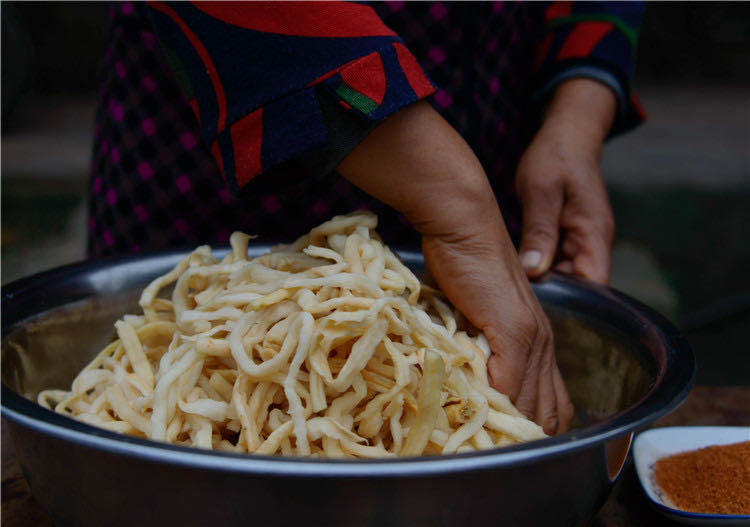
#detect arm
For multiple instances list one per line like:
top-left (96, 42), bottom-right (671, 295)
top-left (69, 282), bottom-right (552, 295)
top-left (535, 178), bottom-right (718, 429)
top-left (533, 1), bottom-right (647, 135)
top-left (518, 2), bottom-right (646, 284)
top-left (518, 78), bottom-right (616, 284)
top-left (148, 3), bottom-right (574, 433)
top-left (339, 101), bottom-right (574, 434)
top-left (144, 2), bottom-right (435, 193)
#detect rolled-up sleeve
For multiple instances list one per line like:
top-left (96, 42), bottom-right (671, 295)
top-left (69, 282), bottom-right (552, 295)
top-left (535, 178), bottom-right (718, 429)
top-left (145, 1), bottom-right (436, 193)
top-left (532, 1), bottom-right (647, 135)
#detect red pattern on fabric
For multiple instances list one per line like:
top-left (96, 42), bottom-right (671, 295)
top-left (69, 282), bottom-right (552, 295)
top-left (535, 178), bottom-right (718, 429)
top-left (90, 2), bottom-right (643, 259)
top-left (533, 33), bottom-right (553, 72)
top-left (230, 107), bottom-right (263, 187)
top-left (392, 42), bottom-right (435, 99)
top-left (307, 53), bottom-right (373, 87)
top-left (192, 2), bottom-right (396, 38)
top-left (557, 21), bottom-right (613, 60)
top-left (148, 1), bottom-right (227, 133)
top-left (545, 1), bottom-right (573, 21)
top-left (340, 52), bottom-right (386, 105)
top-left (210, 140), bottom-right (225, 180)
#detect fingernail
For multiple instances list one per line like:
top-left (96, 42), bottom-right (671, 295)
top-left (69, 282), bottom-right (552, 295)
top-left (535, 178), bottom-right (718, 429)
top-left (520, 250), bottom-right (542, 270)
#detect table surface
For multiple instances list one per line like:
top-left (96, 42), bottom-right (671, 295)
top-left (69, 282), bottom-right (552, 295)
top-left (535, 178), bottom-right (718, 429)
top-left (3, 386), bottom-right (749, 527)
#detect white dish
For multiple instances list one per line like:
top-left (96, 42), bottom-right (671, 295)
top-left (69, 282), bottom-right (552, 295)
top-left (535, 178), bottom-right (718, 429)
top-left (633, 426), bottom-right (750, 526)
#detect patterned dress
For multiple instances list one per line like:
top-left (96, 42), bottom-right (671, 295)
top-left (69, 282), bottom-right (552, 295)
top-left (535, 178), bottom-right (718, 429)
top-left (89, 1), bottom-right (644, 257)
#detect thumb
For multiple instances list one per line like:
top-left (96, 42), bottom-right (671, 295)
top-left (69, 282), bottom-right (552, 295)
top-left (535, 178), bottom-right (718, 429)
top-left (518, 183), bottom-right (563, 278)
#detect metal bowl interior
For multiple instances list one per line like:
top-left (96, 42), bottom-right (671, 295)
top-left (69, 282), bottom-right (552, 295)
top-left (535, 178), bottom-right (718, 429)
top-left (1, 247), bottom-right (695, 476)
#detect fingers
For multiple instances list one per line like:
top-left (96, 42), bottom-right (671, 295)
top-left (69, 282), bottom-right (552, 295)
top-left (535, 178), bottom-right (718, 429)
top-left (513, 340), bottom-right (542, 419)
top-left (487, 339), bottom-right (526, 404)
top-left (571, 229), bottom-right (611, 284)
top-left (534, 341), bottom-right (559, 434)
top-left (552, 365), bottom-right (574, 433)
top-left (486, 313), bottom-right (573, 435)
top-left (417, 194), bottom-right (570, 435)
top-left (557, 196), bottom-right (614, 284)
top-left (526, 196), bottom-right (613, 284)
top-left (555, 233), bottom-right (609, 284)
top-left (517, 178), bottom-right (564, 279)
top-left (486, 314), bottom-right (567, 435)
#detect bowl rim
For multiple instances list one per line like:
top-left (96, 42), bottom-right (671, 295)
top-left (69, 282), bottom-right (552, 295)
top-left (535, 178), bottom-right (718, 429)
top-left (1, 248), bottom-right (696, 478)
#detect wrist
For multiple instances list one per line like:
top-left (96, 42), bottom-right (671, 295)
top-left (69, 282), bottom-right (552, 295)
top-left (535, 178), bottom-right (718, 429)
top-left (542, 78), bottom-right (617, 151)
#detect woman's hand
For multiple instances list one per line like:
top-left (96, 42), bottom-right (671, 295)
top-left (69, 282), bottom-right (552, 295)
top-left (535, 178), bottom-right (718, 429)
top-left (338, 101), bottom-right (573, 434)
top-left (516, 78), bottom-right (617, 285)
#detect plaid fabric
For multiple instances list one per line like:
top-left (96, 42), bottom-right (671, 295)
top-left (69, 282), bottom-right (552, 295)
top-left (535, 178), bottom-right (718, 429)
top-left (89, 2), bottom-right (640, 258)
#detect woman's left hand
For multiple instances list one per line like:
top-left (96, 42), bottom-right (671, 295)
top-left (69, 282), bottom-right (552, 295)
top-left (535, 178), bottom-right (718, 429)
top-left (516, 78), bottom-right (617, 285)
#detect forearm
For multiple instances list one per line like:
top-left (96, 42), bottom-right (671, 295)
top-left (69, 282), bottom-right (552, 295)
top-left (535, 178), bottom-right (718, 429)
top-left (337, 99), bottom-right (573, 433)
top-left (338, 100), bottom-right (533, 355)
top-left (337, 101), bottom-right (500, 239)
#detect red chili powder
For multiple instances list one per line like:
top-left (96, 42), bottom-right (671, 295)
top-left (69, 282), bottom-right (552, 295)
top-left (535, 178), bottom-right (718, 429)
top-left (653, 440), bottom-right (750, 515)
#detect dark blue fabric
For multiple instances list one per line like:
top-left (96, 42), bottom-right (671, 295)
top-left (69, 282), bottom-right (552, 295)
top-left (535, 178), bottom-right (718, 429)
top-left (590, 29), bottom-right (634, 80)
top-left (146, 4), bottom-right (219, 139)
top-left (217, 129), bottom-right (238, 193)
top-left (261, 87), bottom-right (328, 169)
top-left (571, 2), bottom-right (646, 27)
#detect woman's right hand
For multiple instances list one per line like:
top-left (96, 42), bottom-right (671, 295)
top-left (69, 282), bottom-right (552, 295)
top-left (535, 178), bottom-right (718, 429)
top-left (338, 101), bottom-right (573, 434)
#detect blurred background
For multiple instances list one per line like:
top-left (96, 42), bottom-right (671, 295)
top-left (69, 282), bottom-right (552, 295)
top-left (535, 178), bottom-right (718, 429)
top-left (2, 2), bottom-right (749, 384)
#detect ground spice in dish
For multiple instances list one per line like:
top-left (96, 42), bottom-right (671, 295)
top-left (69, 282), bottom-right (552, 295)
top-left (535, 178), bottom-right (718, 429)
top-left (653, 440), bottom-right (750, 515)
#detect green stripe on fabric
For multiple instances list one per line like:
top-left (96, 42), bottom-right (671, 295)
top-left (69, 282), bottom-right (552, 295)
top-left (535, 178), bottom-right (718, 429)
top-left (549, 14), bottom-right (638, 47)
top-left (335, 84), bottom-right (378, 115)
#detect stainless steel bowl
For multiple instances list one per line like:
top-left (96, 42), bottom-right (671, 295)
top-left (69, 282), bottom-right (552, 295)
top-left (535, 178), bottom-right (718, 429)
top-left (1, 248), bottom-right (695, 527)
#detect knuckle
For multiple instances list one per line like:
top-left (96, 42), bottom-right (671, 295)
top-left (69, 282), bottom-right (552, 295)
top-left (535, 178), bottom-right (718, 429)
top-left (537, 313), bottom-right (553, 335)
top-left (485, 323), bottom-right (531, 361)
top-left (487, 303), bottom-right (551, 362)
top-left (541, 411), bottom-right (559, 435)
top-left (507, 304), bottom-right (537, 332)
top-left (515, 396), bottom-right (536, 420)
top-left (517, 309), bottom-right (540, 338)
top-left (539, 350), bottom-right (556, 375)
top-left (533, 314), bottom-right (554, 343)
